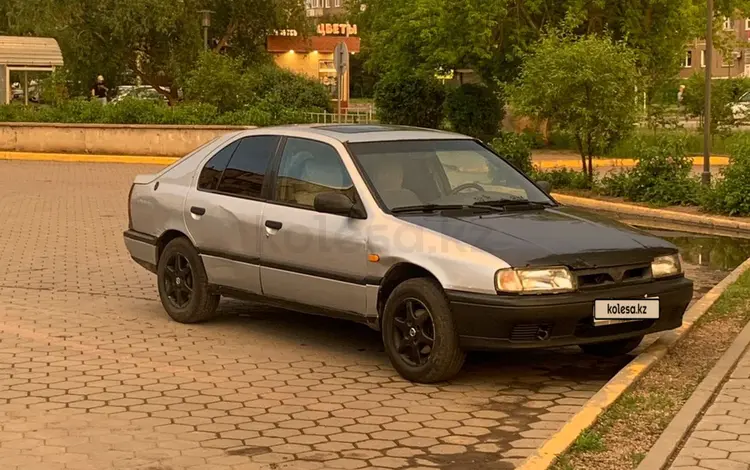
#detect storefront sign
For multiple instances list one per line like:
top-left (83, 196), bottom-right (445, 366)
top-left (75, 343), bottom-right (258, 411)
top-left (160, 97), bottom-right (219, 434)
top-left (317, 23), bottom-right (358, 36)
top-left (273, 29), bottom-right (299, 36)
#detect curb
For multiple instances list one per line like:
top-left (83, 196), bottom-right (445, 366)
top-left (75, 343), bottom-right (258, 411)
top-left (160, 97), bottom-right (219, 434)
top-left (636, 318), bottom-right (750, 470)
top-left (535, 156), bottom-right (729, 169)
top-left (516, 256), bottom-right (750, 470)
top-left (0, 151), bottom-right (178, 165)
top-left (553, 193), bottom-right (750, 233)
top-left (534, 156), bottom-right (729, 169)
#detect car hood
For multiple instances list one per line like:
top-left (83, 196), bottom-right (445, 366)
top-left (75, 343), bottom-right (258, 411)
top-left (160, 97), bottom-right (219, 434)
top-left (399, 206), bottom-right (678, 269)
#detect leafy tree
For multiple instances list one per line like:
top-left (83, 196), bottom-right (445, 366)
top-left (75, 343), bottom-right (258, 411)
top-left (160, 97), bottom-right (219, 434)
top-left (444, 84), bottom-right (504, 141)
top-left (681, 72), bottom-right (737, 131)
top-left (2, 0), bottom-right (307, 101)
top-left (350, 0), bottom-right (746, 104)
top-left (374, 72), bottom-right (445, 128)
top-left (512, 33), bottom-right (640, 179)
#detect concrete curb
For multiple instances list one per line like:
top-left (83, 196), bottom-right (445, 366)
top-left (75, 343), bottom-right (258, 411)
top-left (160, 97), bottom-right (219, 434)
top-left (536, 156), bottom-right (729, 169)
top-left (516, 256), bottom-right (750, 470)
top-left (636, 318), bottom-right (750, 470)
top-left (553, 193), bottom-right (750, 233)
top-left (0, 151), bottom-right (177, 165)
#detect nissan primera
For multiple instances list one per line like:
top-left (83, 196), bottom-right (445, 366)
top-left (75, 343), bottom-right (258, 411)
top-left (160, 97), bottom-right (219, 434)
top-left (124, 125), bottom-right (693, 383)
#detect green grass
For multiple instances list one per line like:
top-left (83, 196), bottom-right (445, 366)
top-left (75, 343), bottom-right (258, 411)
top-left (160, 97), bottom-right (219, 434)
top-left (550, 268), bottom-right (750, 470)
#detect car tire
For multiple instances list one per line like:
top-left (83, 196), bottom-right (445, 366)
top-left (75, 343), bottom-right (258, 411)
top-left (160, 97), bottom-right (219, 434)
top-left (579, 335), bottom-right (644, 357)
top-left (381, 278), bottom-right (466, 383)
top-left (157, 237), bottom-right (220, 324)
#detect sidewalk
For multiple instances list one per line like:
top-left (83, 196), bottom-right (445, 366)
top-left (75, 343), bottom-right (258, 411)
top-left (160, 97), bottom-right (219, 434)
top-left (669, 345), bottom-right (750, 470)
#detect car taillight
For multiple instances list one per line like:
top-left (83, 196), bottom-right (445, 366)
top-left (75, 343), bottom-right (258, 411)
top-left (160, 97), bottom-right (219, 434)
top-left (127, 183), bottom-right (135, 229)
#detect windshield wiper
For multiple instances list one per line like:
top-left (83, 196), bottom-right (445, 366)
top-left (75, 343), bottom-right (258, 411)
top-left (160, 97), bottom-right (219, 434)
top-left (391, 204), bottom-right (504, 214)
top-left (474, 199), bottom-right (554, 209)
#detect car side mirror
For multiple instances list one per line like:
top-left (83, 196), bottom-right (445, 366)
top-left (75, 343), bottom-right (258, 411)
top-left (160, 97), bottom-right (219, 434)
top-left (536, 180), bottom-right (551, 193)
top-left (313, 192), bottom-right (365, 218)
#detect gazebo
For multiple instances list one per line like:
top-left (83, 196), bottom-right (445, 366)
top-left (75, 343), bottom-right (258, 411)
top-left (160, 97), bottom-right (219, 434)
top-left (0, 36), bottom-right (64, 105)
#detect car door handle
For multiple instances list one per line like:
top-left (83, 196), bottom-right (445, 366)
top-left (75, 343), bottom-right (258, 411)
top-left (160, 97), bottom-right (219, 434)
top-left (265, 220), bottom-right (283, 230)
top-left (190, 206), bottom-right (206, 216)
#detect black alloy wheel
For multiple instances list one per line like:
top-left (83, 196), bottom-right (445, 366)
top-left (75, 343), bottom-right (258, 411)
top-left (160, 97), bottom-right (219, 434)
top-left (163, 253), bottom-right (194, 309)
top-left (381, 278), bottom-right (465, 383)
top-left (156, 237), bottom-right (220, 324)
top-left (392, 298), bottom-right (435, 367)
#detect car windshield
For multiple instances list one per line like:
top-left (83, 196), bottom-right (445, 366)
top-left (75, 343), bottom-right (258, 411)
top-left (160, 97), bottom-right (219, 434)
top-left (348, 139), bottom-right (553, 211)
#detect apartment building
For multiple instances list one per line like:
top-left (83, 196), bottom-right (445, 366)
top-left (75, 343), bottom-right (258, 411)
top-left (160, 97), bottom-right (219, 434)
top-left (305, 0), bottom-right (347, 18)
top-left (680, 17), bottom-right (750, 78)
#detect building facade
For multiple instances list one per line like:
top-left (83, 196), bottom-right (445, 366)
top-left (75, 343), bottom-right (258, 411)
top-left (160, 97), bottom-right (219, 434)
top-left (680, 17), bottom-right (750, 78)
top-left (265, 1), bottom-right (359, 109)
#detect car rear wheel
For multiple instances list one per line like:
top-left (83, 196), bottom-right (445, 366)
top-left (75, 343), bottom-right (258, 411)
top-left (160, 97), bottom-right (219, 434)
top-left (157, 237), bottom-right (220, 324)
top-left (579, 335), bottom-right (644, 357)
top-left (381, 278), bottom-right (466, 383)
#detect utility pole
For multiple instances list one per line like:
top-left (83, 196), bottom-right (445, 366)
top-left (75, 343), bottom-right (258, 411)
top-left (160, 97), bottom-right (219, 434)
top-left (702, 0), bottom-right (713, 186)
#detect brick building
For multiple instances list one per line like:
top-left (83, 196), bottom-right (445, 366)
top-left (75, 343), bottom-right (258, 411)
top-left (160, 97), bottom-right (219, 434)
top-left (680, 17), bottom-right (750, 78)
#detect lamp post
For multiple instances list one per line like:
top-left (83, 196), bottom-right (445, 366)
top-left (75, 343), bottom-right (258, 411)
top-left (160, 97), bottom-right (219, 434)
top-left (198, 10), bottom-right (214, 51)
top-left (702, 0), bottom-right (713, 186)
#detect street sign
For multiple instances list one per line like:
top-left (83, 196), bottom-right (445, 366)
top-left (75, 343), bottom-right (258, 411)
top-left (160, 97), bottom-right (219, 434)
top-left (334, 42), bottom-right (349, 118)
top-left (334, 42), bottom-right (349, 73)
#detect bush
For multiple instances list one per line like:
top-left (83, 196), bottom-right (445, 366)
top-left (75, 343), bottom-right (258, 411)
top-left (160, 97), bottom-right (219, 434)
top-left (250, 65), bottom-right (332, 112)
top-left (184, 53), bottom-right (332, 114)
top-left (489, 132), bottom-right (533, 174)
top-left (701, 137), bottom-right (750, 216)
top-left (374, 72), bottom-right (445, 128)
top-left (533, 168), bottom-right (592, 190)
top-left (444, 84), bottom-right (504, 140)
top-left (0, 98), bottom-right (313, 127)
top-left (599, 135), bottom-right (700, 206)
top-left (183, 53), bottom-right (251, 113)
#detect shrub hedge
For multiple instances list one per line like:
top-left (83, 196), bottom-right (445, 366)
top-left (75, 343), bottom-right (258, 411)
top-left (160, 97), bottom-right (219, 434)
top-left (0, 98), bottom-right (317, 126)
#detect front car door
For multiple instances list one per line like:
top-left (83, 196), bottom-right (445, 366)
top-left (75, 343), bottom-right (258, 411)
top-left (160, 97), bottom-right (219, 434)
top-left (259, 136), bottom-right (369, 316)
top-left (184, 133), bottom-right (281, 294)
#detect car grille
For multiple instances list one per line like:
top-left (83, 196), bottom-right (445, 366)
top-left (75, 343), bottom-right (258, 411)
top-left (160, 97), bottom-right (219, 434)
top-left (510, 323), bottom-right (554, 342)
top-left (573, 263), bottom-right (651, 290)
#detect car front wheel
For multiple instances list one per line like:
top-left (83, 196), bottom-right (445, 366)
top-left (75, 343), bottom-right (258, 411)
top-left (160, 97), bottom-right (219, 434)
top-left (381, 278), bottom-right (466, 383)
top-left (579, 335), bottom-right (644, 357)
top-left (157, 237), bottom-right (220, 324)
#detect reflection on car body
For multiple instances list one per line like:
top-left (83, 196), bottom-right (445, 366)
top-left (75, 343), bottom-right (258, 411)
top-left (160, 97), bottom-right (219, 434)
top-left (123, 124), bottom-right (693, 383)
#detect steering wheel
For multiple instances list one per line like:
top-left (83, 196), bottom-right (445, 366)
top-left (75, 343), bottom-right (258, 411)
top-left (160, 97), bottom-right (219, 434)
top-left (450, 182), bottom-right (484, 195)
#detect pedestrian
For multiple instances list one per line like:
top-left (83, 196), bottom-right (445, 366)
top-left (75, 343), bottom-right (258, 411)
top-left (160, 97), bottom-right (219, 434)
top-left (678, 84), bottom-right (686, 105)
top-left (91, 75), bottom-right (108, 104)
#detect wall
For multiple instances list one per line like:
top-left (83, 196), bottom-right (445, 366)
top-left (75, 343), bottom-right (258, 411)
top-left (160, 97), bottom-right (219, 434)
top-left (0, 123), bottom-right (253, 157)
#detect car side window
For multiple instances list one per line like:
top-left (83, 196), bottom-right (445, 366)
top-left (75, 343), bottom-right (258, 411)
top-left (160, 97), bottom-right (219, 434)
top-left (197, 140), bottom-right (239, 191)
top-left (215, 135), bottom-right (280, 198)
top-left (274, 137), bottom-right (356, 209)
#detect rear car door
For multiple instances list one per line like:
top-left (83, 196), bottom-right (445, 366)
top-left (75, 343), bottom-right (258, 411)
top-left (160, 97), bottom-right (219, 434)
top-left (259, 137), bottom-right (369, 315)
top-left (184, 134), bottom-right (281, 294)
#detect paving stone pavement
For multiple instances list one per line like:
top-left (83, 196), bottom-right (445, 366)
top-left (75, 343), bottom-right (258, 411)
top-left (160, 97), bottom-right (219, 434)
top-left (0, 161), bottom-right (725, 470)
top-left (669, 345), bottom-right (750, 470)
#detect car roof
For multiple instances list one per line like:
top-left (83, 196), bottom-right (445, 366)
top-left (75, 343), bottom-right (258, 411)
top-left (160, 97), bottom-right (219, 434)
top-left (262, 124), bottom-right (473, 144)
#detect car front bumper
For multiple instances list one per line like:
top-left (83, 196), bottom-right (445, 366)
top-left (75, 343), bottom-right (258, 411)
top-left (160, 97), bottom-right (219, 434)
top-left (447, 276), bottom-right (693, 350)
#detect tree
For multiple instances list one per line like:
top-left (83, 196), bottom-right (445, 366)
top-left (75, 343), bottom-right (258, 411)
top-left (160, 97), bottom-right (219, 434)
top-left (512, 33), bottom-right (640, 179)
top-left (2, 0), bottom-right (308, 101)
top-left (349, 0), bottom-right (745, 104)
top-left (374, 72), bottom-right (446, 128)
top-left (681, 72), bottom-right (737, 131)
top-left (444, 84), bottom-right (504, 141)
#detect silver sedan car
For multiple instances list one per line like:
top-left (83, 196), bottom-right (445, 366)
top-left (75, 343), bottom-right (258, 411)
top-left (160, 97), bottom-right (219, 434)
top-left (124, 124), bottom-right (693, 383)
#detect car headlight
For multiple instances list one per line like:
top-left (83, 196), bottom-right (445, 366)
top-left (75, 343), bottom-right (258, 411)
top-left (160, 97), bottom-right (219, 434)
top-left (495, 267), bottom-right (575, 294)
top-left (652, 254), bottom-right (683, 278)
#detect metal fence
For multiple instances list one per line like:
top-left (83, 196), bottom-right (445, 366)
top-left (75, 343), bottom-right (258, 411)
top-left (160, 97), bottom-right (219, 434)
top-left (305, 109), bottom-right (378, 124)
